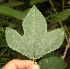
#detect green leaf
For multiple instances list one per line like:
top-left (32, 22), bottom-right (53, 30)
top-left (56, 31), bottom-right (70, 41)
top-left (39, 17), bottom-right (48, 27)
top-left (2, 2), bottom-right (24, 7)
top-left (0, 26), bottom-right (4, 32)
top-left (0, 5), bottom-right (29, 20)
top-left (30, 0), bottom-right (47, 5)
top-left (47, 9), bottom-right (70, 24)
top-left (5, 5), bottom-right (65, 59)
top-left (39, 56), bottom-right (67, 69)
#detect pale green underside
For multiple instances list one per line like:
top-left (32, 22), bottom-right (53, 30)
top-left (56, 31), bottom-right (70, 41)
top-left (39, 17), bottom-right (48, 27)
top-left (5, 6), bottom-right (64, 59)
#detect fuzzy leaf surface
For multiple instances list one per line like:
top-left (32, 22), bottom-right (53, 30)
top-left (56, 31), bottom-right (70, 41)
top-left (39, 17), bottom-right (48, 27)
top-left (6, 6), bottom-right (64, 59)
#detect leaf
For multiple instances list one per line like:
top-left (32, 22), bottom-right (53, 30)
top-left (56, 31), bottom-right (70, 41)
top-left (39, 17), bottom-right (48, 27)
top-left (0, 5), bottom-right (29, 20)
top-left (6, 5), bottom-right (65, 59)
top-left (39, 56), bottom-right (67, 69)
top-left (0, 26), bottom-right (4, 32)
top-left (30, 0), bottom-right (47, 5)
top-left (2, 2), bottom-right (24, 7)
top-left (47, 9), bottom-right (70, 24)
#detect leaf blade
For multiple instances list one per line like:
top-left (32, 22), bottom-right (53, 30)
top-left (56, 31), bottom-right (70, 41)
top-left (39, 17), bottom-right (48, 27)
top-left (6, 27), bottom-right (22, 51)
top-left (34, 28), bottom-right (64, 59)
top-left (30, 0), bottom-right (47, 5)
top-left (2, 2), bottom-right (24, 7)
top-left (47, 9), bottom-right (70, 24)
top-left (39, 56), bottom-right (67, 69)
top-left (6, 5), bottom-right (65, 59)
top-left (0, 5), bottom-right (28, 20)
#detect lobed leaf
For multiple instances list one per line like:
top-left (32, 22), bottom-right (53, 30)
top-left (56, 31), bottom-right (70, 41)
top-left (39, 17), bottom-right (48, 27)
top-left (6, 5), bottom-right (65, 59)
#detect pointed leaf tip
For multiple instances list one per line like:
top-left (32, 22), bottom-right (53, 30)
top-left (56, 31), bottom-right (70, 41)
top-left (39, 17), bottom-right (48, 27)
top-left (6, 5), bottom-right (65, 59)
